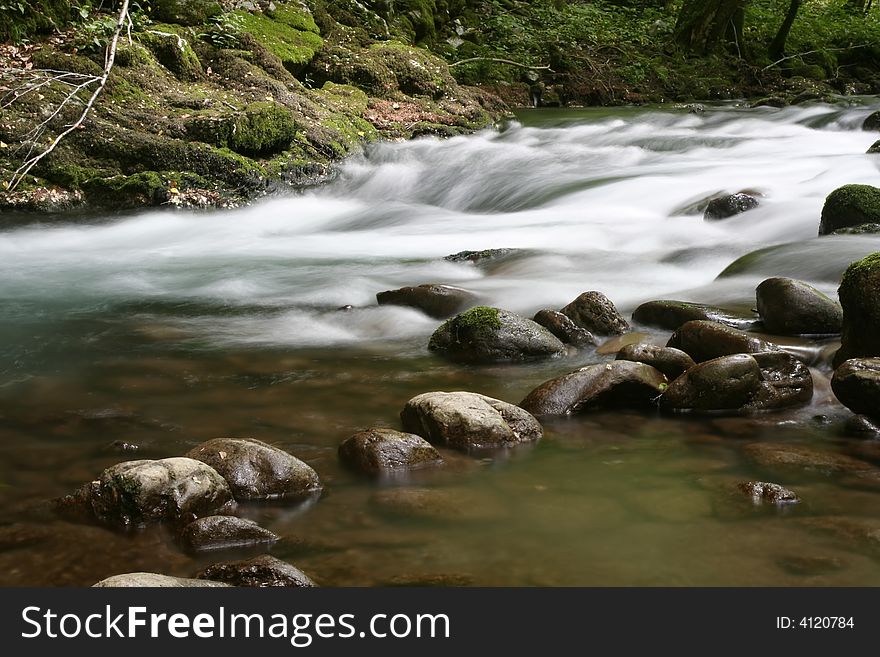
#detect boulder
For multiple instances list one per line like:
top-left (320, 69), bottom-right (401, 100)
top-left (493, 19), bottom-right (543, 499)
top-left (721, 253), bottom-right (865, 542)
top-left (400, 391), bottom-right (542, 451)
top-left (196, 555), bottom-right (316, 587)
top-left (94, 573), bottom-right (231, 588)
top-left (835, 253), bottom-right (880, 366)
top-left (151, 0), bottom-right (222, 26)
top-left (845, 414), bottom-right (880, 438)
top-left (659, 354), bottom-right (762, 413)
top-left (868, 139), bottom-right (880, 154)
top-left (519, 361), bottom-right (668, 417)
top-left (660, 352), bottom-right (812, 413)
top-left (737, 481), bottom-right (800, 506)
top-left (632, 300), bottom-right (760, 331)
top-left (63, 458), bottom-right (233, 529)
top-left (831, 358), bottom-right (880, 419)
top-left (376, 284), bottom-right (476, 319)
top-left (863, 110), bottom-right (880, 131)
top-left (532, 309), bottom-right (597, 347)
top-left (428, 306), bottom-right (565, 364)
top-left (186, 438), bottom-right (321, 501)
top-left (819, 185), bottom-right (880, 235)
top-left (756, 277), bottom-right (842, 335)
top-left (338, 428), bottom-right (442, 476)
top-left (444, 248), bottom-right (521, 265)
top-left (615, 343), bottom-right (695, 380)
top-left (667, 320), bottom-right (777, 362)
top-left (181, 516), bottom-right (279, 552)
top-left (559, 291), bottom-right (629, 336)
top-left (704, 192), bottom-right (760, 220)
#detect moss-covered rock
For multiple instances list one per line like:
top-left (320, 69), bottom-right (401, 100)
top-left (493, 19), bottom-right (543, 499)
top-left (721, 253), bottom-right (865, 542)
top-left (139, 25), bottom-right (204, 81)
top-left (819, 184), bottom-right (880, 236)
top-left (151, 0), bottom-right (222, 26)
top-left (835, 252), bottom-right (880, 366)
top-left (189, 102), bottom-right (299, 157)
top-left (235, 8), bottom-right (323, 71)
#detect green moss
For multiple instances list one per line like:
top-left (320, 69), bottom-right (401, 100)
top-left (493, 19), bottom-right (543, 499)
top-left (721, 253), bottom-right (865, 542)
top-left (454, 306), bottom-right (502, 331)
top-left (189, 103), bottom-right (298, 157)
top-left (235, 10), bottom-right (324, 70)
top-left (31, 48), bottom-right (103, 76)
top-left (151, 0), bottom-right (222, 26)
top-left (370, 41), bottom-right (450, 98)
top-left (139, 25), bottom-right (204, 81)
top-left (115, 43), bottom-right (156, 68)
top-left (842, 253), bottom-right (880, 288)
top-left (267, 2), bottom-right (320, 33)
top-left (820, 184), bottom-right (880, 235)
top-left (81, 172), bottom-right (167, 208)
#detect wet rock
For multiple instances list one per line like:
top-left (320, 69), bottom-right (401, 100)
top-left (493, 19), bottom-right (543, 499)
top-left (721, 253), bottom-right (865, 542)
top-left (742, 443), bottom-right (876, 476)
top-left (704, 192), bottom-right (760, 220)
top-left (62, 458), bottom-right (234, 529)
top-left (196, 554), bottom-right (317, 587)
top-left (444, 248), bottom-right (521, 266)
top-left (750, 351), bottom-right (814, 409)
top-left (532, 309), bottom-right (597, 348)
top-left (428, 306), bottom-right (565, 364)
top-left (520, 361), bottom-right (668, 417)
top-left (660, 354), bottom-right (763, 412)
top-left (615, 343), bottom-right (695, 380)
top-left (756, 277), bottom-right (842, 335)
top-left (181, 516), bottom-right (279, 552)
top-left (863, 110), bottom-right (880, 131)
top-left (667, 320), bottom-right (778, 362)
top-left (94, 573), bottom-right (231, 587)
top-left (186, 438), bottom-right (321, 501)
top-left (832, 223), bottom-right (880, 235)
top-left (831, 358), bottom-right (880, 419)
top-left (845, 414), bottom-right (880, 438)
top-left (775, 555), bottom-right (845, 576)
top-left (400, 391), bottom-right (542, 451)
top-left (737, 481), bottom-right (800, 505)
top-left (819, 184), bottom-right (880, 235)
top-left (633, 300), bottom-right (760, 331)
top-left (868, 139), bottom-right (880, 154)
top-left (559, 291), bottom-right (629, 336)
top-left (338, 428), bottom-right (442, 476)
top-left (376, 284), bottom-right (477, 319)
top-left (835, 253), bottom-right (880, 366)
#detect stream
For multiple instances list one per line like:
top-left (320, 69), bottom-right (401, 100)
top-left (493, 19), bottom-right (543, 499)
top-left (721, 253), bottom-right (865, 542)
top-left (1, 100), bottom-right (880, 586)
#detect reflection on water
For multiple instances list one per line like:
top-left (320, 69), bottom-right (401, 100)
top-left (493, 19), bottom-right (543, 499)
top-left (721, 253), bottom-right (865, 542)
top-left (1, 102), bottom-right (880, 585)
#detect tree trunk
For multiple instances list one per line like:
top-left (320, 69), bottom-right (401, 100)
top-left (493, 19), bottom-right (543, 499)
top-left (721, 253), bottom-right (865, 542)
top-left (674, 0), bottom-right (751, 55)
top-left (768, 0), bottom-right (803, 63)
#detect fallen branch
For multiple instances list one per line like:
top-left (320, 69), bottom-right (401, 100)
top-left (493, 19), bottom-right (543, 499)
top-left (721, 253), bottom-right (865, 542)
top-left (762, 43), bottom-right (875, 71)
top-left (7, 0), bottom-right (130, 191)
top-left (449, 57), bottom-right (554, 73)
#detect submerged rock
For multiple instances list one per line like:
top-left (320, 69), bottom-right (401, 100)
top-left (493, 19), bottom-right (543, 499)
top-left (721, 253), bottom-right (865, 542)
top-left (737, 481), bottom-right (800, 506)
top-left (181, 516), bottom-right (279, 553)
top-left (835, 252), bottom-right (880, 366)
top-left (775, 555), bottom-right (845, 576)
top-left (519, 361), bottom-right (668, 416)
top-left (400, 391), bottom-right (542, 451)
top-left (196, 555), bottom-right (316, 587)
top-left (742, 443), bottom-right (877, 476)
top-left (371, 487), bottom-right (501, 522)
top-left (756, 277), bottom-right (842, 335)
top-left (428, 306), bottom-right (566, 364)
top-left (94, 573), bottom-right (231, 588)
top-left (632, 300), bottom-right (760, 331)
top-left (559, 291), bottom-right (629, 336)
top-left (533, 309), bottom-right (597, 348)
top-left (831, 358), bottom-right (880, 420)
top-left (186, 438), bottom-right (321, 501)
top-left (615, 343), bottom-right (695, 380)
top-left (667, 320), bottom-right (778, 362)
top-left (704, 192), bottom-right (760, 220)
top-left (376, 284), bottom-right (476, 319)
top-left (819, 185), bottom-right (880, 235)
top-left (62, 457), bottom-right (233, 529)
top-left (338, 428), bottom-right (442, 476)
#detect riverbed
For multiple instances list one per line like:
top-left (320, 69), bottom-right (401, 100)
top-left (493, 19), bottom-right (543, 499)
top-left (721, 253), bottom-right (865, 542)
top-left (1, 101), bottom-right (880, 586)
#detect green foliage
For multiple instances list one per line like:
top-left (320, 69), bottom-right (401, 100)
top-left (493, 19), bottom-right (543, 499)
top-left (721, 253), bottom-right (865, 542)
top-left (0, 0), bottom-right (76, 42)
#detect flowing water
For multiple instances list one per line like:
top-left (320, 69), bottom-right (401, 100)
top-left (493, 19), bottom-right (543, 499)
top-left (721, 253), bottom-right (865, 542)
top-left (2, 101), bottom-right (880, 586)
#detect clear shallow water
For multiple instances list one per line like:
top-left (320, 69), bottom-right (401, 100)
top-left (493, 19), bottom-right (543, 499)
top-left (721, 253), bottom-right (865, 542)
top-left (1, 102), bottom-right (880, 585)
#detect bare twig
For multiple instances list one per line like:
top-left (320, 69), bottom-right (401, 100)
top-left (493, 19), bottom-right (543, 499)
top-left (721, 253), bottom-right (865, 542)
top-left (762, 43), bottom-right (876, 71)
top-left (449, 57), bottom-right (554, 73)
top-left (8, 0), bottom-right (130, 191)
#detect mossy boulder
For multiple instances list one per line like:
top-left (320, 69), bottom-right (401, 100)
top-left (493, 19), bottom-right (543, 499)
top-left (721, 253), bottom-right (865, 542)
top-left (235, 8), bottom-right (323, 71)
top-left (370, 41), bottom-right (452, 98)
top-left (428, 306), bottom-right (566, 364)
top-left (151, 0), bottom-right (222, 26)
top-left (188, 102), bottom-right (298, 157)
top-left (80, 172), bottom-right (169, 209)
top-left (819, 184), bottom-right (880, 236)
top-left (835, 253), bottom-right (880, 366)
top-left (139, 26), bottom-right (203, 81)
